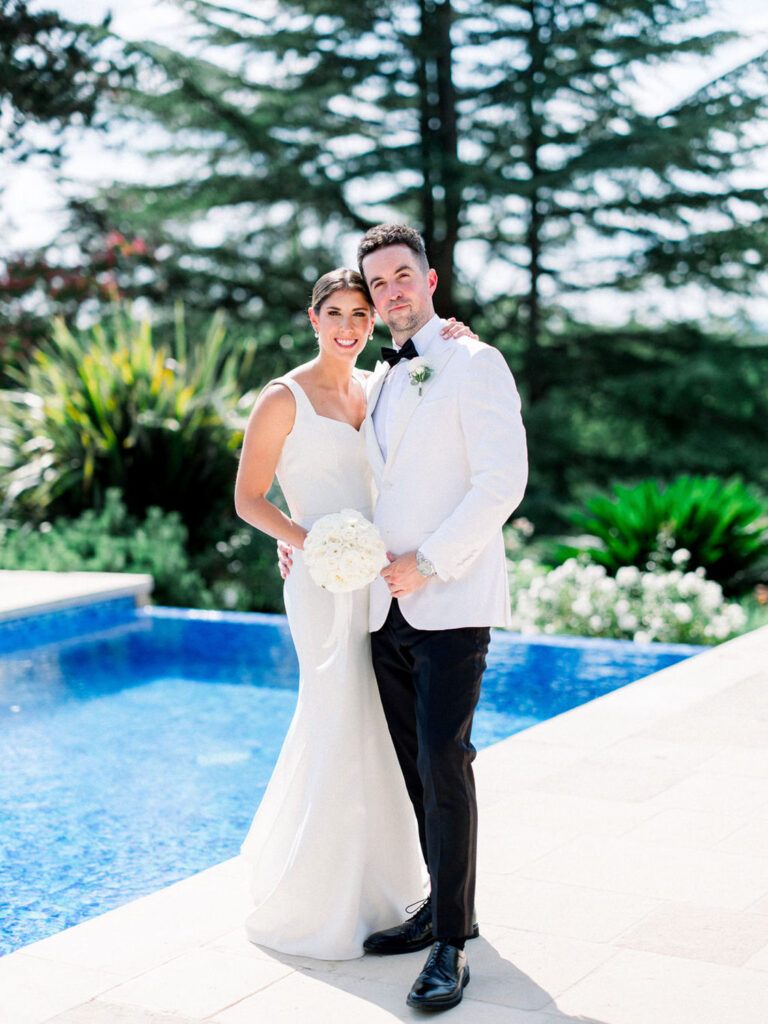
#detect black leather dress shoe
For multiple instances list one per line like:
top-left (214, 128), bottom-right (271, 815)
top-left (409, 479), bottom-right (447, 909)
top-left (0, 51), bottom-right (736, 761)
top-left (406, 941), bottom-right (470, 1011)
top-left (363, 897), bottom-right (479, 955)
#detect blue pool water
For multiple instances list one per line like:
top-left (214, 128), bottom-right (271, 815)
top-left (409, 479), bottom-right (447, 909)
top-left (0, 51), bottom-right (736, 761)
top-left (0, 600), bottom-right (701, 955)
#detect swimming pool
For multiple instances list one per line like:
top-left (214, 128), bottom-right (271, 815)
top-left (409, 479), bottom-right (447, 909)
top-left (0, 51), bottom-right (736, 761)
top-left (0, 600), bottom-right (701, 955)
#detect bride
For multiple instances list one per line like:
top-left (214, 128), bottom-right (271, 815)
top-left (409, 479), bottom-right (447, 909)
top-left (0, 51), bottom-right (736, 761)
top-left (234, 268), bottom-right (473, 960)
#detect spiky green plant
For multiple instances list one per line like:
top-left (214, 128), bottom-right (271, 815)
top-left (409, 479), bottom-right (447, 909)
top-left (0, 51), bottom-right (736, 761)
top-left (1, 304), bottom-right (254, 544)
top-left (558, 476), bottom-right (768, 593)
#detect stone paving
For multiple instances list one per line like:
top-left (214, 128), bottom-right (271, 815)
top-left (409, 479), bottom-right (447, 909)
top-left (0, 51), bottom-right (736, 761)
top-left (1, 577), bottom-right (766, 1023)
top-left (0, 571), bottom-right (152, 620)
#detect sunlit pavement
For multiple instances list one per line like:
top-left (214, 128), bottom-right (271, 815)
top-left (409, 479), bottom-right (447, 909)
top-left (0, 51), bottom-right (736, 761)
top-left (0, 571), bottom-right (153, 620)
top-left (2, 581), bottom-right (767, 1023)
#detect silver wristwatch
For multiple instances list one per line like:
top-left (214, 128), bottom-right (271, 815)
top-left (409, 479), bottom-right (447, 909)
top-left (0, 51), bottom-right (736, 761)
top-left (416, 549), bottom-right (437, 578)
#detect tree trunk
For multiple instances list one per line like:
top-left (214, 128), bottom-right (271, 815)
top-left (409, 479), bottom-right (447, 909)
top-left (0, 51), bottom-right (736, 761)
top-left (523, 0), bottom-right (546, 404)
top-left (418, 0), bottom-right (458, 313)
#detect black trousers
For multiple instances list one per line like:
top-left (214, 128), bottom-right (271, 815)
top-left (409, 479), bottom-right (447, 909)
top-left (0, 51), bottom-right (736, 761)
top-left (371, 599), bottom-right (490, 940)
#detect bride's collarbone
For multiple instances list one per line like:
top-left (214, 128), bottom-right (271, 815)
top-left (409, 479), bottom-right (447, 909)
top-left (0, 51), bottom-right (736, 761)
top-left (292, 376), bottom-right (365, 427)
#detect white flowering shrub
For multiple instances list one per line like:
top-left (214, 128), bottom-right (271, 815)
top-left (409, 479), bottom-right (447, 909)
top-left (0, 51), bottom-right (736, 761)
top-left (508, 555), bottom-right (747, 645)
top-left (504, 517), bottom-right (536, 558)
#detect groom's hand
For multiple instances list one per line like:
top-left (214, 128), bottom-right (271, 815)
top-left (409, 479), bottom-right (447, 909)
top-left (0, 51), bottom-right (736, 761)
top-left (380, 551), bottom-right (428, 598)
top-left (277, 540), bottom-right (293, 579)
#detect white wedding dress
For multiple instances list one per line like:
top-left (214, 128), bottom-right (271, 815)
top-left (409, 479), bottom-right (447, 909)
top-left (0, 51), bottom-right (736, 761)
top-left (240, 374), bottom-right (426, 960)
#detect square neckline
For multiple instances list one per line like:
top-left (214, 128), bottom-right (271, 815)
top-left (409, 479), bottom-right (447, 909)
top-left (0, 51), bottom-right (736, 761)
top-left (283, 374), bottom-right (366, 434)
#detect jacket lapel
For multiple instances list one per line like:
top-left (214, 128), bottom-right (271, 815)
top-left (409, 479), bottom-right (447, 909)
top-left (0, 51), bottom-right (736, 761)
top-left (383, 341), bottom-right (458, 473)
top-left (364, 360), bottom-right (389, 480)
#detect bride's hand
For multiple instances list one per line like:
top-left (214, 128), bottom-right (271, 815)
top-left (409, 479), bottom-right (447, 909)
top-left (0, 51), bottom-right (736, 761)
top-left (440, 317), bottom-right (478, 341)
top-left (277, 539), bottom-right (293, 579)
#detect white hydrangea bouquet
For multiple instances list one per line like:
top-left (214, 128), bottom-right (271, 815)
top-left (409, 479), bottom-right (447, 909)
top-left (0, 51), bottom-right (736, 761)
top-left (303, 509), bottom-right (388, 593)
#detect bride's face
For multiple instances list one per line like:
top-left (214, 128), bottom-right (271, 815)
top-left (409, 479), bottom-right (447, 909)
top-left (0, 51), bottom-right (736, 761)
top-left (308, 289), bottom-right (374, 362)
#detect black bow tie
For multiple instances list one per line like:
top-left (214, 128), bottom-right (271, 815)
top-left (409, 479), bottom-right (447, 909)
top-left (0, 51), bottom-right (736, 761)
top-left (381, 338), bottom-right (418, 367)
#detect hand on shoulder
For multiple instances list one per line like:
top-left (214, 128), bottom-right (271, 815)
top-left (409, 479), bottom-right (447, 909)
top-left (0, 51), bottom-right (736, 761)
top-left (440, 317), bottom-right (479, 342)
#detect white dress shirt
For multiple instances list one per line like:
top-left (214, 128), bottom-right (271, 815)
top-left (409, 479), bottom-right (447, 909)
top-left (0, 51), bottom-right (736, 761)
top-left (372, 315), bottom-right (444, 461)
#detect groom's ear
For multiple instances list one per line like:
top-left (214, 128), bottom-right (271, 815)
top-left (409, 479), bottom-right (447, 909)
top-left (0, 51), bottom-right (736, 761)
top-left (427, 268), bottom-right (438, 295)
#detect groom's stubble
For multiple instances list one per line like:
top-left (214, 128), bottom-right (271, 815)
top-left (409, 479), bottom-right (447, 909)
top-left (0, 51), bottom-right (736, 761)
top-left (380, 304), bottom-right (429, 340)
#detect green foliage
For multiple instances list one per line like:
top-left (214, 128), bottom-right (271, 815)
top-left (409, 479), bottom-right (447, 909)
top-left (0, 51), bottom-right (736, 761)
top-left (558, 476), bottom-right (768, 593)
top-left (0, 490), bottom-right (287, 612)
top-left (0, 233), bottom-right (154, 378)
top-left (4, 0), bottom-right (768, 569)
top-left (194, 513), bottom-right (286, 615)
top-left (53, 0), bottom-right (768, 529)
top-left (738, 589), bottom-right (768, 634)
top-left (515, 319), bottom-right (768, 528)
top-left (65, 0), bottom-right (768, 337)
top-left (0, 489), bottom-right (212, 607)
top-left (0, 304), bottom-right (252, 544)
top-left (0, 0), bottom-right (122, 162)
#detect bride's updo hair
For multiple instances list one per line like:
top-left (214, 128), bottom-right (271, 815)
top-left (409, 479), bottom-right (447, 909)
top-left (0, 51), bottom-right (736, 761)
top-left (311, 268), bottom-right (373, 314)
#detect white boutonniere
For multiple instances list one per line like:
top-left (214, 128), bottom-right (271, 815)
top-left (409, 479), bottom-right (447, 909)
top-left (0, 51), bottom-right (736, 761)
top-left (408, 357), bottom-right (432, 395)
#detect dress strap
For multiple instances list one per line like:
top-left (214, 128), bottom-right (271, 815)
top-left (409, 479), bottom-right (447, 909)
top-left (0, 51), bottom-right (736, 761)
top-left (351, 369), bottom-right (370, 405)
top-left (269, 375), bottom-right (311, 415)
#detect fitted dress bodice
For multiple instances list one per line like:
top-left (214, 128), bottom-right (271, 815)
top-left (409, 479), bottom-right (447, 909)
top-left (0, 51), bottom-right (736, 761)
top-left (273, 374), bottom-right (373, 528)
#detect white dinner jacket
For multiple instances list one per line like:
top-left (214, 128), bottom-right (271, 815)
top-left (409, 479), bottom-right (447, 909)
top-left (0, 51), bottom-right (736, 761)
top-left (363, 321), bottom-right (528, 632)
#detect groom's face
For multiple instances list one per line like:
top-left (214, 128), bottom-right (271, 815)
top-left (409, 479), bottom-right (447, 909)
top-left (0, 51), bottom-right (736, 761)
top-left (361, 244), bottom-right (437, 341)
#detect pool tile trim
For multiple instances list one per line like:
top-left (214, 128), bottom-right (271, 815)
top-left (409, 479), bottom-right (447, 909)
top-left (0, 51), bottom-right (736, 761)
top-left (0, 596), bottom-right (143, 654)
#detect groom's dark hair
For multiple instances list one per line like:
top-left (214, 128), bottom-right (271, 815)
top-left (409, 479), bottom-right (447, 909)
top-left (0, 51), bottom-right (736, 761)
top-left (357, 224), bottom-right (430, 280)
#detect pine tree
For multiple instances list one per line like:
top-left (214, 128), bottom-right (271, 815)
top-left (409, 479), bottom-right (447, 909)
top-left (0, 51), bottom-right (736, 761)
top-left (460, 0), bottom-right (768, 400)
top-left (0, 0), bottom-right (116, 162)
top-left (49, 0), bottom-right (768, 518)
top-left (78, 2), bottom-right (768, 342)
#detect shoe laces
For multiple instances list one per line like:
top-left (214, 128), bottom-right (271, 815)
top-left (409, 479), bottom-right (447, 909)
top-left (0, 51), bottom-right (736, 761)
top-left (404, 896), bottom-right (431, 920)
top-left (424, 940), bottom-right (454, 971)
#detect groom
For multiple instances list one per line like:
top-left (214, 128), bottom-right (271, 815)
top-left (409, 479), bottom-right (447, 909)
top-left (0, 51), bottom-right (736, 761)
top-left (357, 224), bottom-right (527, 1011)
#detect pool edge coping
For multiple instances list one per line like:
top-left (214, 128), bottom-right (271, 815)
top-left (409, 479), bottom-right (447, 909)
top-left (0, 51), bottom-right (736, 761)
top-left (0, 570), bottom-right (153, 621)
